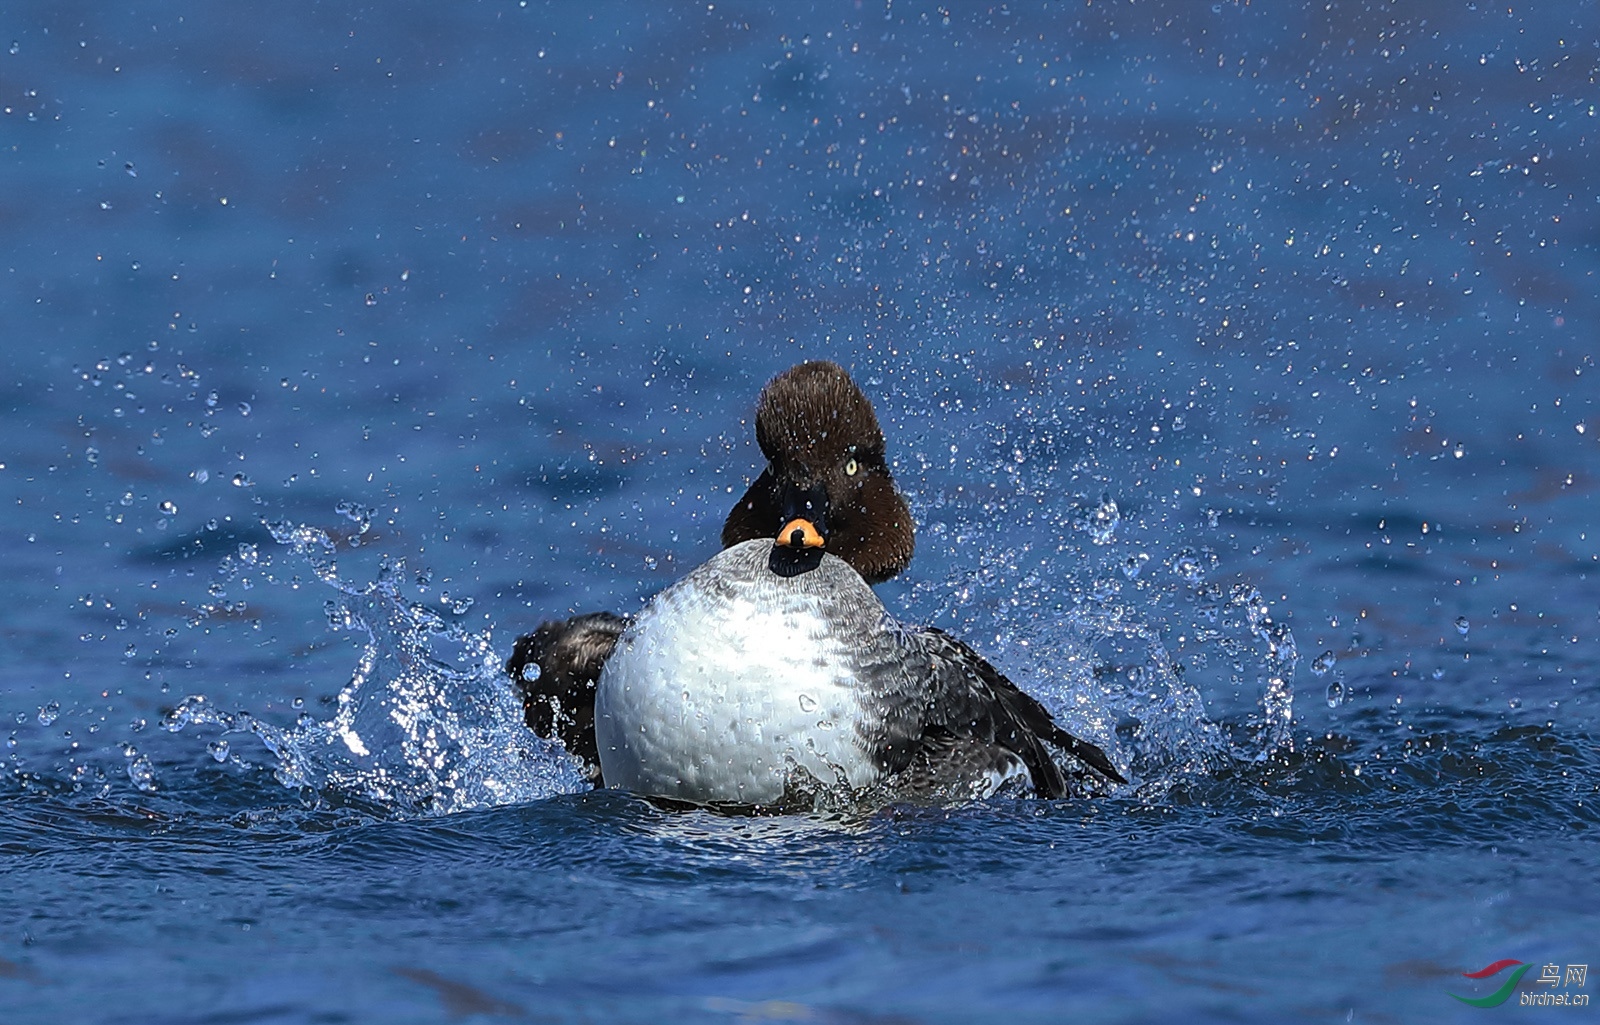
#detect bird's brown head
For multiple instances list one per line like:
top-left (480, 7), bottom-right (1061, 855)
top-left (721, 361), bottom-right (914, 584)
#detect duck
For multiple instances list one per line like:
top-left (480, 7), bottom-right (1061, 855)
top-left (507, 361), bottom-right (1125, 808)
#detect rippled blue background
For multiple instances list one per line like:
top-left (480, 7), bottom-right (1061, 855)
top-left (2, 3), bottom-right (1596, 1022)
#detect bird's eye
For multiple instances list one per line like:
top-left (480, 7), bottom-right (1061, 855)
top-left (844, 458), bottom-right (859, 477)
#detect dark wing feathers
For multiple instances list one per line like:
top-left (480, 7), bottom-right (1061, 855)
top-left (505, 612), bottom-right (627, 782)
top-left (915, 627), bottom-right (1127, 797)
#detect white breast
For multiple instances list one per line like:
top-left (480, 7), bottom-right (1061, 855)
top-left (594, 544), bottom-right (882, 805)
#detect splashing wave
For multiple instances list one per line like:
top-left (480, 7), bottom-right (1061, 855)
top-left (164, 521), bottom-right (588, 816)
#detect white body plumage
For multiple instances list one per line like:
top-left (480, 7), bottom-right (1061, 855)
top-left (595, 541), bottom-right (886, 805)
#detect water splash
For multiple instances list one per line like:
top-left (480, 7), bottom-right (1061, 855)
top-left (1231, 582), bottom-right (1299, 758)
top-left (904, 408), bottom-right (1301, 793)
top-left (1053, 602), bottom-right (1230, 783)
top-left (911, 534), bottom-right (1299, 796)
top-left (164, 519), bottom-right (588, 816)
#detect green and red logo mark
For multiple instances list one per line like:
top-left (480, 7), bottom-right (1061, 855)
top-left (1451, 959), bottom-right (1531, 1008)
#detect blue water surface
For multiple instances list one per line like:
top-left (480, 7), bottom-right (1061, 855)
top-left (2, 3), bottom-right (1597, 1022)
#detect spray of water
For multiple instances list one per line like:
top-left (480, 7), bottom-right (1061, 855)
top-left (164, 520), bottom-right (588, 816)
top-left (155, 491), bottom-right (1295, 817)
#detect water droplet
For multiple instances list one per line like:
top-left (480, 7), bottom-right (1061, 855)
top-left (1121, 552), bottom-right (1149, 580)
top-left (85, 446), bottom-right (100, 464)
top-left (1173, 549), bottom-right (1205, 585)
top-left (207, 739), bottom-right (230, 763)
top-left (231, 473), bottom-right (252, 487)
top-left (194, 468), bottom-right (209, 484)
top-left (237, 543), bottom-right (259, 566)
top-left (237, 401), bottom-right (251, 416)
top-left (322, 598), bottom-right (353, 630)
top-left (377, 555), bottom-right (406, 587)
top-left (158, 499), bottom-right (178, 516)
top-left (519, 662), bottom-right (541, 683)
top-left (1324, 681), bottom-right (1345, 708)
top-left (797, 694), bottom-right (818, 713)
top-left (123, 644), bottom-right (137, 658)
top-left (1454, 616), bottom-right (1469, 636)
top-left (124, 749), bottom-right (157, 792)
top-left (335, 500), bottom-right (373, 534)
top-left (1310, 650), bottom-right (1336, 676)
top-left (37, 701), bottom-right (59, 726)
top-left (1507, 697), bottom-right (1521, 710)
top-left (1086, 496), bottom-right (1120, 544)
